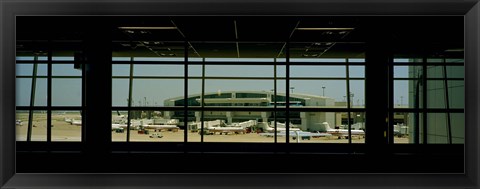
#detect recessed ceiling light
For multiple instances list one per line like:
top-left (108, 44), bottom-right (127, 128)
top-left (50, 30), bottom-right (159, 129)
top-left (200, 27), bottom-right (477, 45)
top-left (118, 27), bottom-right (177, 30)
top-left (296, 28), bottom-right (354, 31)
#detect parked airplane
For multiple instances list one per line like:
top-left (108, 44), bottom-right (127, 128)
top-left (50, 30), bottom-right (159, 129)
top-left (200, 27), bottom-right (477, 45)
top-left (71, 119), bottom-right (82, 126)
top-left (260, 130), bottom-right (332, 142)
top-left (257, 122), bottom-right (301, 133)
top-left (321, 122), bottom-right (365, 139)
top-left (141, 124), bottom-right (179, 131)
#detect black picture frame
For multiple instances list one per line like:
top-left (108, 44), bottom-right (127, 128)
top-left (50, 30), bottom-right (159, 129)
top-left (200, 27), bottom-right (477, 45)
top-left (1, 0), bottom-right (479, 188)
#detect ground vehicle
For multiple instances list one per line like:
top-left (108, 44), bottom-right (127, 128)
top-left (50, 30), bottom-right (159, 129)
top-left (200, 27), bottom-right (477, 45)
top-left (149, 133), bottom-right (163, 138)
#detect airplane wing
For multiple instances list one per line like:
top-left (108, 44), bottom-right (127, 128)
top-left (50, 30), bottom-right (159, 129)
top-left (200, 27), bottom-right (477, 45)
top-left (260, 132), bottom-right (332, 137)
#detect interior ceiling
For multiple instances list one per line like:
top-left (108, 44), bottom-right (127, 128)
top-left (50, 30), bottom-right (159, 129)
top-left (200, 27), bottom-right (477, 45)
top-left (16, 16), bottom-right (464, 59)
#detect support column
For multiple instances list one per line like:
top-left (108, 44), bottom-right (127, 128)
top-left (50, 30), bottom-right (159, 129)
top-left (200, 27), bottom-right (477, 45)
top-left (261, 112), bottom-right (270, 123)
top-left (226, 111), bottom-right (233, 124)
top-left (83, 17), bottom-right (112, 156)
top-left (364, 17), bottom-right (392, 146)
top-left (300, 112), bottom-right (308, 131)
top-left (195, 111), bottom-right (201, 122)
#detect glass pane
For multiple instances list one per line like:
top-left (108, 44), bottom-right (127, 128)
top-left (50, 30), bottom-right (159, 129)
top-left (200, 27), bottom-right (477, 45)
top-left (290, 66), bottom-right (346, 78)
top-left (133, 64), bottom-right (184, 77)
top-left (393, 58), bottom-right (423, 63)
top-left (201, 111), bottom-right (274, 143)
top-left (203, 79), bottom-right (275, 107)
top-left (112, 79), bottom-right (129, 106)
top-left (206, 65), bottom-right (274, 77)
top-left (393, 112), bottom-right (412, 144)
top-left (349, 80), bottom-right (365, 108)
top-left (112, 64), bottom-right (130, 76)
top-left (16, 64), bottom-right (32, 76)
top-left (132, 79), bottom-right (183, 107)
top-left (112, 110), bottom-right (128, 142)
top-left (52, 79), bottom-right (81, 106)
top-left (427, 65), bottom-right (464, 79)
top-left (128, 110), bottom-right (183, 142)
top-left (15, 110), bottom-right (29, 141)
top-left (52, 110), bottom-right (82, 141)
top-left (188, 79), bottom-right (202, 107)
top-left (34, 79), bottom-right (47, 106)
top-left (16, 78), bottom-right (32, 106)
top-left (349, 65), bottom-right (364, 78)
top-left (188, 65), bottom-right (202, 77)
top-left (17, 64), bottom-right (48, 76)
top-left (451, 113), bottom-right (465, 144)
top-left (427, 113), bottom-right (464, 144)
top-left (394, 80), bottom-right (420, 108)
top-left (290, 80), bottom-right (347, 107)
top-left (52, 64), bottom-right (82, 76)
top-left (16, 110), bottom-right (47, 141)
top-left (394, 65), bottom-right (423, 78)
top-left (448, 80), bottom-right (464, 109)
top-left (426, 81), bottom-right (446, 109)
top-left (286, 111), bottom-right (365, 143)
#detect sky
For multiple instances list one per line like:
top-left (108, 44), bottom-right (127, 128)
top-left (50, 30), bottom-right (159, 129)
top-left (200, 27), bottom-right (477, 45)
top-left (15, 57), bottom-right (413, 107)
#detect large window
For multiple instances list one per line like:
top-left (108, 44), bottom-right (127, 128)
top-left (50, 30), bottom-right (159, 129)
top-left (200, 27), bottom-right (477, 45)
top-left (14, 15), bottom-right (465, 173)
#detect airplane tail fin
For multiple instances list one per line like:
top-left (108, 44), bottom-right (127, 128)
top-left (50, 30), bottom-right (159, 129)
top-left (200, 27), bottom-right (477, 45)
top-left (322, 122), bottom-right (332, 131)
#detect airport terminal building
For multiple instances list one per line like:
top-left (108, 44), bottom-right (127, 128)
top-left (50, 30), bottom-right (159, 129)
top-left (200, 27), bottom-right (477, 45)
top-left (163, 91), bottom-right (338, 132)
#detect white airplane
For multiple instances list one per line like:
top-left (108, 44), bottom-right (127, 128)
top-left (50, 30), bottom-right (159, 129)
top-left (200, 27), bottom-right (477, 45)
top-left (71, 119), bottom-right (82, 126)
top-left (259, 130), bottom-right (332, 142)
top-left (321, 122), bottom-right (365, 139)
top-left (16, 120), bottom-right (23, 126)
top-left (112, 123), bottom-right (129, 130)
top-left (141, 124), bottom-right (179, 130)
top-left (257, 122), bottom-right (301, 133)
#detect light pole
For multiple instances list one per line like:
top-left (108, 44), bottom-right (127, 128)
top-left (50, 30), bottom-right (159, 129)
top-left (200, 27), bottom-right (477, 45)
top-left (349, 92), bottom-right (354, 107)
top-left (290, 87), bottom-right (295, 94)
top-left (400, 96), bottom-right (404, 106)
top-left (322, 86), bottom-right (326, 96)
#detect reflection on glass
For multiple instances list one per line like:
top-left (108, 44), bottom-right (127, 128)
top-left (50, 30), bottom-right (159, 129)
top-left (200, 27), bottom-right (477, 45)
top-left (51, 111), bottom-right (82, 141)
top-left (426, 113), bottom-right (464, 144)
top-left (426, 65), bottom-right (464, 79)
top-left (426, 81), bottom-right (464, 109)
top-left (394, 65), bottom-right (423, 78)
